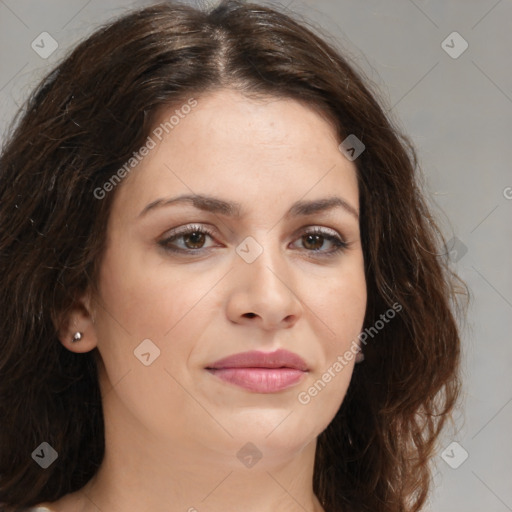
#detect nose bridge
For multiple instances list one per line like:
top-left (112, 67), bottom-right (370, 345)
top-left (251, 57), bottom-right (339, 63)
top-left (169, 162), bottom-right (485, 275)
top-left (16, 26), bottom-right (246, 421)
top-left (233, 230), bottom-right (299, 311)
top-left (238, 230), bottom-right (285, 285)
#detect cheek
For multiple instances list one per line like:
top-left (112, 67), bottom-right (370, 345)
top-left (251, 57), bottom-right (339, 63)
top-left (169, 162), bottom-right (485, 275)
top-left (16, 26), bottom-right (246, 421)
top-left (93, 244), bottom-right (221, 394)
top-left (95, 244), bottom-right (195, 338)
top-left (304, 260), bottom-right (366, 388)
top-left (295, 272), bottom-right (366, 430)
top-left (92, 247), bottom-right (207, 435)
top-left (308, 262), bottom-right (367, 341)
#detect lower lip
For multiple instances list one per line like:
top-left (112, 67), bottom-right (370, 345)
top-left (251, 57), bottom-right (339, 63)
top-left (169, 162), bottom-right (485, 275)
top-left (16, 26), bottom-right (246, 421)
top-left (206, 367), bottom-right (307, 393)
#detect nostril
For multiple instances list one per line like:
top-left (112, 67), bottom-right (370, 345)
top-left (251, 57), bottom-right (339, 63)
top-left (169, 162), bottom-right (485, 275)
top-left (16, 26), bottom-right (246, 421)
top-left (245, 312), bottom-right (256, 318)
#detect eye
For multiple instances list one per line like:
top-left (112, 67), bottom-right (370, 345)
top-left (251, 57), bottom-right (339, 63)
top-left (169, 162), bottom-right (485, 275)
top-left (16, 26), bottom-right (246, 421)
top-left (291, 226), bottom-right (349, 258)
top-left (158, 224), bottom-right (349, 257)
top-left (158, 224), bottom-right (217, 253)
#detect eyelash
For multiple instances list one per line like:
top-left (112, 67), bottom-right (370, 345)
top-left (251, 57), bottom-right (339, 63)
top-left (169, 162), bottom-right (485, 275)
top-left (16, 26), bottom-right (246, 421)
top-left (158, 224), bottom-right (349, 258)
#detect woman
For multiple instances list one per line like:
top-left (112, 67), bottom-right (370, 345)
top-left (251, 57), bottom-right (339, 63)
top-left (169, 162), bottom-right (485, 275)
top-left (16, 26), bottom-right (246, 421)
top-left (0, 1), bottom-right (467, 511)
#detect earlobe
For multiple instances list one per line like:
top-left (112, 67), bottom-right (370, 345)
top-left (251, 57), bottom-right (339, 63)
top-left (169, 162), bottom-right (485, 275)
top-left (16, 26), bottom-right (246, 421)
top-left (355, 345), bottom-right (365, 363)
top-left (56, 291), bottom-right (99, 354)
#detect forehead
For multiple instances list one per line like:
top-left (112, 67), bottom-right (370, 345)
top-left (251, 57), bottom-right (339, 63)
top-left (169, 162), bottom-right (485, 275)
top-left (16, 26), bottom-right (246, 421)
top-left (153, 89), bottom-right (340, 148)
top-left (112, 88), bottom-right (359, 217)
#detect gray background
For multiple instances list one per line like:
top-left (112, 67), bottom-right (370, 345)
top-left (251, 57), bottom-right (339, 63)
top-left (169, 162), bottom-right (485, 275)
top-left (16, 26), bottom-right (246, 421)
top-left (1, 1), bottom-right (511, 510)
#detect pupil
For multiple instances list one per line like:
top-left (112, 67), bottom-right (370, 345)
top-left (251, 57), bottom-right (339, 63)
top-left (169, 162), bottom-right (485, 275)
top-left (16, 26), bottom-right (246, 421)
top-left (185, 232), bottom-right (205, 248)
top-left (304, 234), bottom-right (322, 250)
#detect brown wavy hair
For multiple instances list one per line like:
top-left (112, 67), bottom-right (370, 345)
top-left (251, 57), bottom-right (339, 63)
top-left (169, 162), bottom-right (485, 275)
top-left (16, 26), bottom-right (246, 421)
top-left (0, 1), bottom-right (467, 511)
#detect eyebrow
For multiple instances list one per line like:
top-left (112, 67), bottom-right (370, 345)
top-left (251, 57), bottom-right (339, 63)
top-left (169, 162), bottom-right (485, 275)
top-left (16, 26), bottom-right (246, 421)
top-left (138, 193), bottom-right (359, 220)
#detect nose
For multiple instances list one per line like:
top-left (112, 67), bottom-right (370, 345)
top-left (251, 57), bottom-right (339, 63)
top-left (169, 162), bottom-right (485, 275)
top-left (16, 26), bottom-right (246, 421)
top-left (226, 239), bottom-right (303, 331)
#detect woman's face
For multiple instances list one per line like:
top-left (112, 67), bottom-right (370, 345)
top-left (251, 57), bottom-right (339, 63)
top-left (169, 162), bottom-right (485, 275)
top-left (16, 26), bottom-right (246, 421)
top-left (87, 88), bottom-right (366, 465)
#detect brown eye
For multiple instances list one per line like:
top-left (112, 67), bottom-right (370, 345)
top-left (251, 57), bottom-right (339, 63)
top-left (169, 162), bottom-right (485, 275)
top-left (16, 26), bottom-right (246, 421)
top-left (159, 224), bottom-right (217, 253)
top-left (181, 231), bottom-right (207, 249)
top-left (302, 233), bottom-right (325, 251)
top-left (158, 224), bottom-right (348, 258)
top-left (292, 227), bottom-right (349, 258)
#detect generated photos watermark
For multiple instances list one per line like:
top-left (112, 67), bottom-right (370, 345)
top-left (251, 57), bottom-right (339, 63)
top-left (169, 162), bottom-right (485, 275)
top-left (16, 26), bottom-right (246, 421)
top-left (93, 98), bottom-right (198, 200)
top-left (297, 302), bottom-right (403, 405)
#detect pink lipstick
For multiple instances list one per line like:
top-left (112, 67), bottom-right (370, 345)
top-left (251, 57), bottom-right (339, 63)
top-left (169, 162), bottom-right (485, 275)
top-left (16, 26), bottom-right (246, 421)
top-left (205, 349), bottom-right (309, 393)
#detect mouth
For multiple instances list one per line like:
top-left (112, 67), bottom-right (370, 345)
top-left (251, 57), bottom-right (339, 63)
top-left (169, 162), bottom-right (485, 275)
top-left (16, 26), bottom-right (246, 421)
top-left (205, 349), bottom-right (309, 393)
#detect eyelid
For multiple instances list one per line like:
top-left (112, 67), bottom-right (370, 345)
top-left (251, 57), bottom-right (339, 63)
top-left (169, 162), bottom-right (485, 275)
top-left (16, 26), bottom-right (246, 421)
top-left (296, 224), bottom-right (342, 239)
top-left (159, 223), bottom-right (219, 249)
top-left (163, 223), bottom-right (216, 238)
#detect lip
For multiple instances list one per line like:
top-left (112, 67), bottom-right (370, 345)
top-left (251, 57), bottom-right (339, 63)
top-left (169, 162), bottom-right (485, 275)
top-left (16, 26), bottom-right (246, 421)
top-left (205, 349), bottom-right (309, 393)
top-left (206, 349), bottom-right (309, 371)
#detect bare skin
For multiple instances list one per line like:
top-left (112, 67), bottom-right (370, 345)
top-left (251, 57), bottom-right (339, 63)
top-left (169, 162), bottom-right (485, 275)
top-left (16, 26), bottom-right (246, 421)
top-left (42, 88), bottom-right (367, 512)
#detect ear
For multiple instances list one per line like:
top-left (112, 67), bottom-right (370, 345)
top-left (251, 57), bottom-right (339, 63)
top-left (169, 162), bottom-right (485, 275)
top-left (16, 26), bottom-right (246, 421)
top-left (55, 289), bottom-right (99, 354)
top-left (354, 345), bottom-right (365, 363)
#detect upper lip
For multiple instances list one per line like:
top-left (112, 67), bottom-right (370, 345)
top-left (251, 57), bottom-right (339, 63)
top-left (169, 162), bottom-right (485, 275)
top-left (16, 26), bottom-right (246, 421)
top-left (206, 349), bottom-right (309, 371)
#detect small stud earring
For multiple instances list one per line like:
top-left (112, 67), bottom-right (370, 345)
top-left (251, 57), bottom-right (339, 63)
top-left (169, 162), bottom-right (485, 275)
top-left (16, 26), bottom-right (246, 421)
top-left (72, 332), bottom-right (83, 343)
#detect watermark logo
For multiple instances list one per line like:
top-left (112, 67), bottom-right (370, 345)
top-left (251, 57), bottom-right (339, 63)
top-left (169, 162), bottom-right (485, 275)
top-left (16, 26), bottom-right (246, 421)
top-left (441, 441), bottom-right (469, 469)
top-left (32, 441), bottom-right (58, 469)
top-left (444, 236), bottom-right (468, 263)
top-left (236, 442), bottom-right (263, 468)
top-left (339, 134), bottom-right (365, 161)
top-left (441, 32), bottom-right (468, 59)
top-left (134, 338), bottom-right (161, 366)
top-left (236, 236), bottom-right (264, 263)
top-left (31, 32), bottom-right (58, 59)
